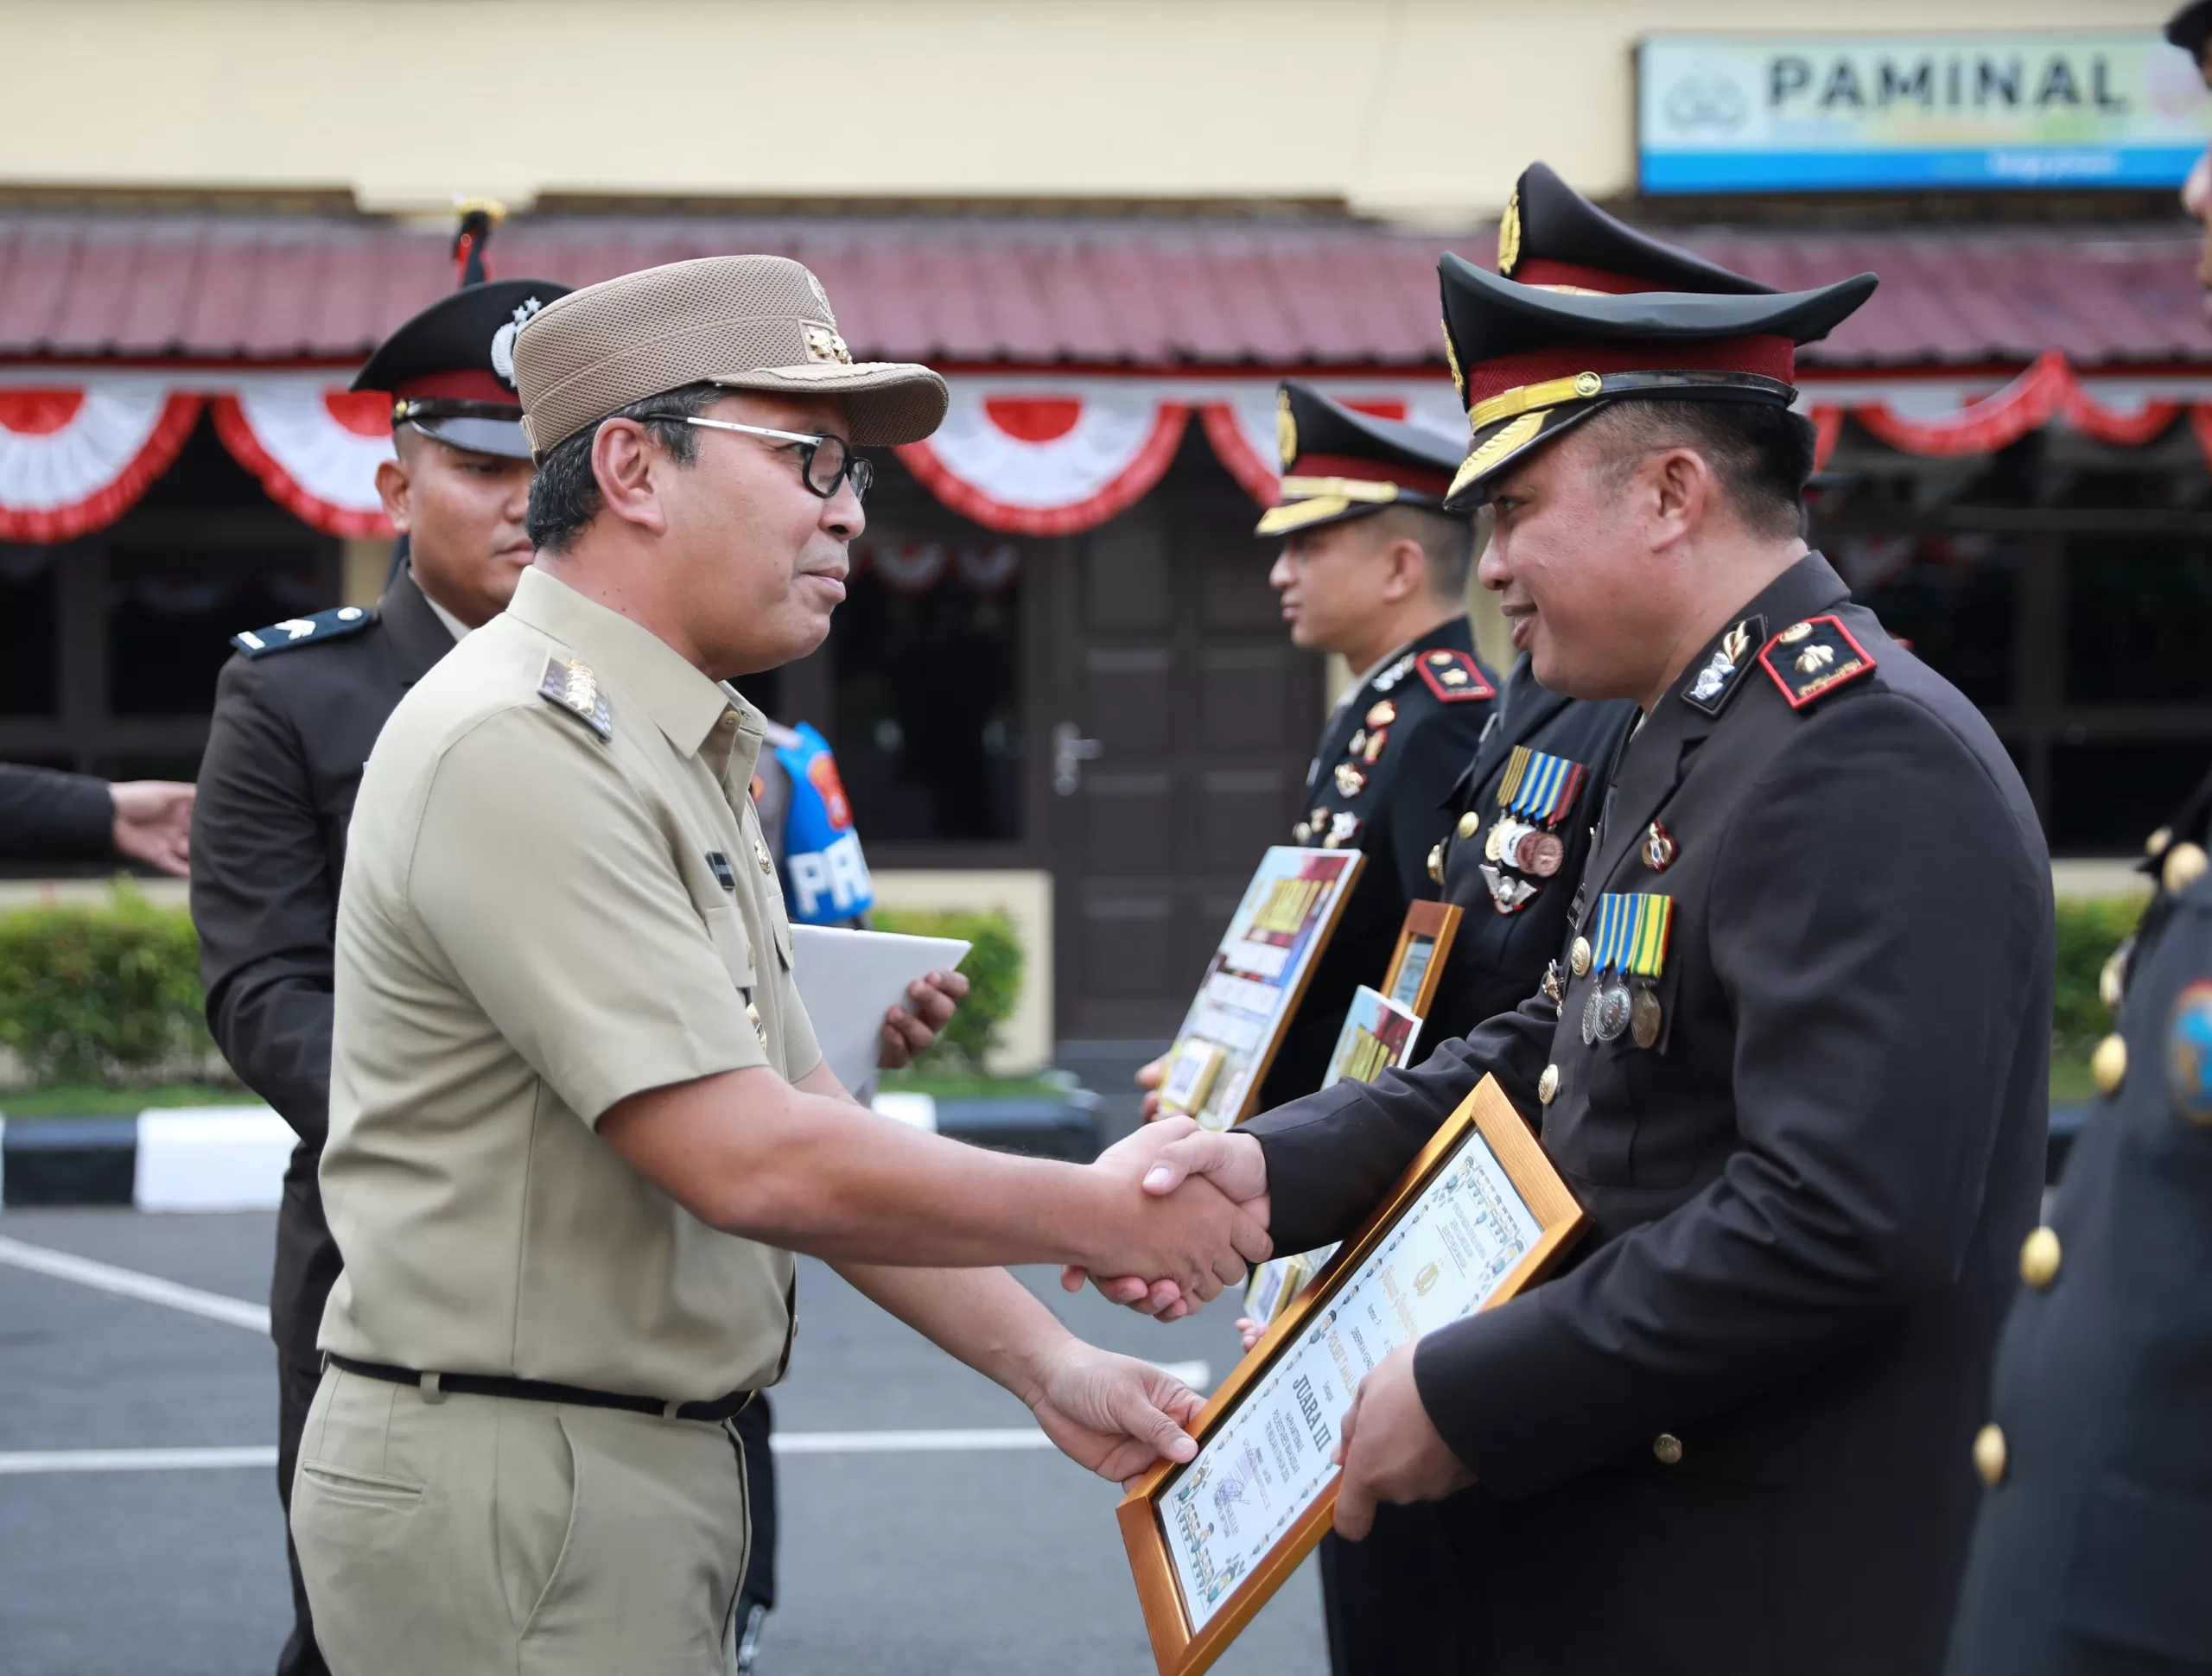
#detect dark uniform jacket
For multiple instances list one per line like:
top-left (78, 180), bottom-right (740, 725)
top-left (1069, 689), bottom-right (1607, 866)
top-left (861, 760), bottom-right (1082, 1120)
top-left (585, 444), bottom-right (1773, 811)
top-left (1422, 658), bottom-right (1639, 1054)
top-left (0, 763), bottom-right (114, 862)
top-left (1260, 617), bottom-right (1494, 1108)
top-left (191, 567), bottom-right (453, 1362)
top-left (1946, 769), bottom-right (2212, 1676)
top-left (1246, 553), bottom-right (2052, 1676)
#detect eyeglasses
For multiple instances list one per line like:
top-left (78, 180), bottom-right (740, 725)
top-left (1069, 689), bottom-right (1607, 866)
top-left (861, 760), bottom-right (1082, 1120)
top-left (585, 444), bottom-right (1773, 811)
top-left (671, 415), bottom-right (873, 502)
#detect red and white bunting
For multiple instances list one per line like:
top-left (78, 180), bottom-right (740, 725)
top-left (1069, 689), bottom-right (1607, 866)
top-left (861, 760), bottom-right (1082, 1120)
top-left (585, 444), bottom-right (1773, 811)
top-left (0, 383), bottom-right (201, 543)
top-left (4, 364), bottom-right (2212, 547)
top-left (213, 384), bottom-right (396, 539)
top-left (895, 387), bottom-right (1190, 536)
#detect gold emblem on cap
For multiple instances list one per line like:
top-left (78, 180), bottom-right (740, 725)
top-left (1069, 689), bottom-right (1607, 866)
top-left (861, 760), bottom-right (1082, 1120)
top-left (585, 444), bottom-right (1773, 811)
top-left (2164, 840), bottom-right (2209, 894)
top-left (1777, 621), bottom-right (1814, 644)
top-left (1497, 189), bottom-right (1522, 276)
top-left (802, 324), bottom-right (852, 365)
top-left (1440, 318), bottom-right (1465, 403)
top-left (1974, 1423), bottom-right (2006, 1487)
top-left (2019, 1227), bottom-right (2061, 1290)
top-left (1572, 371), bottom-right (1603, 399)
top-left (1276, 388), bottom-right (1299, 471)
top-left (1449, 410), bottom-right (1544, 498)
top-left (2091, 1032), bottom-right (2127, 1095)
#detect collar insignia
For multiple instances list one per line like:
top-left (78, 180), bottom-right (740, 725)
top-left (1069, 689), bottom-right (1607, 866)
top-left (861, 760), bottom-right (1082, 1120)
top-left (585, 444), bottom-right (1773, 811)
top-left (538, 655), bottom-right (613, 739)
top-left (1681, 615), bottom-right (1765, 716)
top-left (1758, 614), bottom-right (1877, 710)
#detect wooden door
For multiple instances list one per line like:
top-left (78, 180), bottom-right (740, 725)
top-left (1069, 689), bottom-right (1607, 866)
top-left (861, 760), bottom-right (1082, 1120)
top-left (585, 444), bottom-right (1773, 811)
top-left (1046, 466), bottom-right (1322, 1043)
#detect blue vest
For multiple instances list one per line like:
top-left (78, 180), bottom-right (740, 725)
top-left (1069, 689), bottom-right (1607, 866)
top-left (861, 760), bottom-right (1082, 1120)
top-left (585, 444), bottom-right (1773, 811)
top-left (774, 721), bottom-right (875, 924)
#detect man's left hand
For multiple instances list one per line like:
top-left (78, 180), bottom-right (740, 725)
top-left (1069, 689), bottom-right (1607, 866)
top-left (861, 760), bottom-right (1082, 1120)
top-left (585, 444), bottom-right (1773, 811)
top-left (877, 968), bottom-right (969, 1069)
top-left (1027, 1337), bottom-right (1205, 1487)
top-left (1331, 1340), bottom-right (1474, 1540)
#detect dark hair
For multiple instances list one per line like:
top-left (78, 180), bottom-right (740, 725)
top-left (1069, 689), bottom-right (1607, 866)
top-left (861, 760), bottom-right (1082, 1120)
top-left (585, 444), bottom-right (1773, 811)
top-left (1585, 398), bottom-right (1815, 539)
top-left (1372, 503), bottom-right (1477, 600)
top-left (525, 381), bottom-right (722, 553)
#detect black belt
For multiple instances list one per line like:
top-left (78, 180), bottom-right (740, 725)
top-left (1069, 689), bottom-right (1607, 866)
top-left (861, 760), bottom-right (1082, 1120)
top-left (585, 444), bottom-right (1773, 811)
top-left (326, 1353), bottom-right (754, 1423)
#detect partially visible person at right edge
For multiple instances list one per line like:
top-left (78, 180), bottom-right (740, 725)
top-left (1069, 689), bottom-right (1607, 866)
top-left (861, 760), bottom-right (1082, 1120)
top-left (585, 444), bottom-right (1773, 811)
top-left (1087, 217), bottom-right (2051, 1675)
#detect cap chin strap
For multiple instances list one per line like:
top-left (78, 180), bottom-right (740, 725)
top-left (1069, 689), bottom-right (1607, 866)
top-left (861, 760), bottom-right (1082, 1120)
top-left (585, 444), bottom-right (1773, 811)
top-left (1467, 369), bottom-right (1797, 433)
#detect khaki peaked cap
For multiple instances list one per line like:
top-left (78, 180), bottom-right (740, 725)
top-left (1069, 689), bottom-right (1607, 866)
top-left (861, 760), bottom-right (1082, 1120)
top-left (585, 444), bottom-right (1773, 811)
top-left (512, 254), bottom-right (948, 459)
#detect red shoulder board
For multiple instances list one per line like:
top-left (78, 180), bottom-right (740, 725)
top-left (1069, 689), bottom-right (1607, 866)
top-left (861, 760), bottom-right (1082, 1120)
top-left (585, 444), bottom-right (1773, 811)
top-left (1414, 648), bottom-right (1496, 703)
top-left (1758, 615), bottom-right (1877, 709)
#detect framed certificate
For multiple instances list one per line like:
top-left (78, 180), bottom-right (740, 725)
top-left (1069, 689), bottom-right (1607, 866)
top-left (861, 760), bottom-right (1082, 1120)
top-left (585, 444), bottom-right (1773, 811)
top-left (1155, 848), bottom-right (1365, 1131)
top-left (1382, 899), bottom-right (1463, 1017)
top-left (1117, 1076), bottom-right (1585, 1676)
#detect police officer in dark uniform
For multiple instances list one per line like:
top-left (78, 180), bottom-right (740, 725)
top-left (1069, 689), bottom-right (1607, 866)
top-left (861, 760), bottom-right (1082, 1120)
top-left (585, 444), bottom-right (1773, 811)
top-left (1254, 383), bottom-right (1496, 1108)
top-left (1944, 781), bottom-right (2212, 1675)
top-left (1128, 215), bottom-right (2050, 1676)
top-left (191, 245), bottom-right (569, 1676)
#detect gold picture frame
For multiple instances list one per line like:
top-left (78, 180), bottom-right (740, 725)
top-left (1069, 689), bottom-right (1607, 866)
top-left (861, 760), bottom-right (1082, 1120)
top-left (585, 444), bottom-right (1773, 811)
top-left (1382, 898), bottom-right (1463, 1018)
top-left (1116, 1075), bottom-right (1584, 1676)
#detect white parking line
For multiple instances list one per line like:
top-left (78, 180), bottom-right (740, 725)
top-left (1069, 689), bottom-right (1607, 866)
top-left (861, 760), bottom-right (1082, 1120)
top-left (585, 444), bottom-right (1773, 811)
top-left (0, 1445), bottom-right (277, 1476)
top-left (0, 1235), bottom-right (270, 1332)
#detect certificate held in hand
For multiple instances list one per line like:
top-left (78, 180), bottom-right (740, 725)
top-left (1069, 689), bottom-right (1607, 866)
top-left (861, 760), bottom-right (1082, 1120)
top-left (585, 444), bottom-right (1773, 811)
top-left (1116, 1075), bottom-right (1585, 1676)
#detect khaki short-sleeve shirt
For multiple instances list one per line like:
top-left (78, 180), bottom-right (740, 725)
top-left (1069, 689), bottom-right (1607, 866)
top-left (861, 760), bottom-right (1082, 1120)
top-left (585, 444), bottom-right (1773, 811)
top-left (318, 567), bottom-right (819, 1401)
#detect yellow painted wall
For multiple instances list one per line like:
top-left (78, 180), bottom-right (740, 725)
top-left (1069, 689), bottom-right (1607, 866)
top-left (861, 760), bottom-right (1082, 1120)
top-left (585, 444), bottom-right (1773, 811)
top-left (0, 1), bottom-right (2172, 222)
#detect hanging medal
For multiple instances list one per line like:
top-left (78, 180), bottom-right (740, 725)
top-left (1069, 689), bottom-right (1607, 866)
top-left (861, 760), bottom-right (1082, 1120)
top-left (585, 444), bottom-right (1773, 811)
top-left (1484, 744), bottom-right (1590, 914)
top-left (1581, 892), bottom-right (1674, 1049)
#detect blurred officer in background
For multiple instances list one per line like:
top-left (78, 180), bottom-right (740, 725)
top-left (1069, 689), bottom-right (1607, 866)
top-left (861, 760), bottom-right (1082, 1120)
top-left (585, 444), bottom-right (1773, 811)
top-left (1944, 776), bottom-right (2212, 1674)
top-left (0, 763), bottom-right (194, 875)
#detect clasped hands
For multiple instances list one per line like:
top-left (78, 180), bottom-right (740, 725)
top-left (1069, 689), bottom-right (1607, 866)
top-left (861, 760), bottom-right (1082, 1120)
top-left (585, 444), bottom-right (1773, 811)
top-left (1065, 1117), bottom-right (1473, 1533)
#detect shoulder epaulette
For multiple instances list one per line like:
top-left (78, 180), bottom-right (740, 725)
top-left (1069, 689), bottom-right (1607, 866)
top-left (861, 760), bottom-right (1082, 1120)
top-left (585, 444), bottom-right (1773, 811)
top-left (1414, 648), bottom-right (1497, 703)
top-left (231, 606), bottom-right (375, 657)
top-left (1758, 614), bottom-right (1877, 710)
top-left (537, 654), bottom-right (613, 740)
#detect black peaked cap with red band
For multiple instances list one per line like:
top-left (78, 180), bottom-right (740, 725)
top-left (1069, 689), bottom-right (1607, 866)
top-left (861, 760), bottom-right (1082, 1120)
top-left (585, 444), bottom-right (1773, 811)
top-left (1256, 380), bottom-right (1474, 537)
top-left (2167, 0), bottom-right (2212, 57)
top-left (1500, 161), bottom-right (1778, 298)
top-left (1438, 236), bottom-right (1874, 508)
top-left (351, 270), bottom-right (572, 461)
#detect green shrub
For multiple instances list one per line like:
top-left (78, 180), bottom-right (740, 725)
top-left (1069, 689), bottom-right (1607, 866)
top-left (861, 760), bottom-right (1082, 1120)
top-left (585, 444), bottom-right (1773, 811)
top-left (869, 906), bottom-right (1024, 1075)
top-left (0, 881), bottom-right (215, 1086)
top-left (2052, 893), bottom-right (2147, 1063)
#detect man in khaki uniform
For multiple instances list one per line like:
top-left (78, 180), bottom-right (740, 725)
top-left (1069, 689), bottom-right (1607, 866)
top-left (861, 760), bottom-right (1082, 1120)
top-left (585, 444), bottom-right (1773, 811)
top-left (292, 255), bottom-right (1272, 1674)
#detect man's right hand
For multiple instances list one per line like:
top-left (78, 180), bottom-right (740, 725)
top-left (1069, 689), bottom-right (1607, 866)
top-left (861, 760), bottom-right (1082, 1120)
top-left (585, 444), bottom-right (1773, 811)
top-left (1065, 1124), bottom-right (1271, 1317)
top-left (1075, 1118), bottom-right (1271, 1308)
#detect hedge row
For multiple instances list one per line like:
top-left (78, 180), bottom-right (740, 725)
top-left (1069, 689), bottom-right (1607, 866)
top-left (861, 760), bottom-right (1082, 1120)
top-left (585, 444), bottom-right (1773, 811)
top-left (0, 882), bottom-right (2139, 1090)
top-left (0, 885), bottom-right (1029, 1088)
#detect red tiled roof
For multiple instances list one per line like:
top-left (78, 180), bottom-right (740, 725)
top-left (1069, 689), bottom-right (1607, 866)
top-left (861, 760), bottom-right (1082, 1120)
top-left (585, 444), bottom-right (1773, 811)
top-left (0, 211), bottom-right (2203, 371)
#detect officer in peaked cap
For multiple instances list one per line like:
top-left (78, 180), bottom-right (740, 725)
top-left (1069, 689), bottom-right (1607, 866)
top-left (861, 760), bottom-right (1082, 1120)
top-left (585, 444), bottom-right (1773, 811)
top-left (1117, 200), bottom-right (2052, 1676)
top-left (1945, 763), bottom-right (2212, 1674)
top-left (1248, 381), bottom-right (1496, 1110)
top-left (191, 213), bottom-right (569, 1676)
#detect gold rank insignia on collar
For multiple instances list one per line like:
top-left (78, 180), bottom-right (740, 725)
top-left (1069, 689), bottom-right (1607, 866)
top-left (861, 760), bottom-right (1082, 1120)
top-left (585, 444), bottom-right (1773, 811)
top-left (1681, 614), bottom-right (1764, 717)
top-left (537, 654), bottom-right (613, 739)
top-left (1756, 615), bottom-right (1878, 710)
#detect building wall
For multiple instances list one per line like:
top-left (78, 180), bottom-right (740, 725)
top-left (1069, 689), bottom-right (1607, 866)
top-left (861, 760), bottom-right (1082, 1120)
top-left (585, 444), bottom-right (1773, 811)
top-left (0, 0), bottom-right (2172, 223)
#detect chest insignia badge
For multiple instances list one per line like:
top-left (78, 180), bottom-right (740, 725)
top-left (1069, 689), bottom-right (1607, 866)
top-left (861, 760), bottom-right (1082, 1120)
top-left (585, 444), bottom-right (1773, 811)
top-left (1333, 761), bottom-right (1368, 798)
top-left (537, 656), bottom-right (613, 739)
top-left (1644, 821), bottom-right (1677, 873)
top-left (1479, 862), bottom-right (1539, 915)
top-left (2169, 980), bottom-right (2212, 1127)
top-left (1366, 700), bottom-right (1397, 728)
top-left (753, 835), bottom-right (776, 876)
top-left (1325, 809), bottom-right (1362, 848)
top-left (705, 850), bottom-right (737, 892)
top-left (1758, 615), bottom-right (1877, 710)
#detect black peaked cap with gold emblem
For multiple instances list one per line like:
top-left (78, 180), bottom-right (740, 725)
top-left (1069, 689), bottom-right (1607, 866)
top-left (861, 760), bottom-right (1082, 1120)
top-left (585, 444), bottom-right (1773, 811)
top-left (351, 214), bottom-right (571, 460)
top-left (1438, 257), bottom-right (1876, 509)
top-left (1256, 381), bottom-right (1473, 537)
top-left (1499, 161), bottom-right (1777, 297)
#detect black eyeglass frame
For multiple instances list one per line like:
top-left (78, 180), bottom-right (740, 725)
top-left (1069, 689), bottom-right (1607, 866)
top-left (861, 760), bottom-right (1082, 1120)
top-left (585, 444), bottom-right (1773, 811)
top-left (643, 413), bottom-right (874, 501)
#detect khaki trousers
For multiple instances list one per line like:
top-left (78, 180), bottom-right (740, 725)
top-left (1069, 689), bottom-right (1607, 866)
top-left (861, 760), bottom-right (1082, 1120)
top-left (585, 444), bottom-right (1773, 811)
top-left (291, 1365), bottom-right (750, 1675)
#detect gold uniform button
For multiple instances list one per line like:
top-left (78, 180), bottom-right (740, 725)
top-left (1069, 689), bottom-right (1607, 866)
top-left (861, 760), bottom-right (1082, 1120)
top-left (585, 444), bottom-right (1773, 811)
top-left (2091, 1033), bottom-right (2127, 1095)
top-left (1570, 936), bottom-right (1592, 977)
top-left (2146, 825), bottom-right (2173, 858)
top-left (1456, 810), bottom-right (1481, 841)
top-left (2163, 841), bottom-right (2209, 895)
top-left (1653, 1433), bottom-right (1683, 1466)
top-left (1427, 841), bottom-right (1445, 885)
top-left (2019, 1227), bottom-right (2061, 1290)
top-left (1538, 1064), bottom-right (1560, 1105)
top-left (2100, 949), bottom-right (2127, 1014)
top-left (1974, 1422), bottom-right (2007, 1487)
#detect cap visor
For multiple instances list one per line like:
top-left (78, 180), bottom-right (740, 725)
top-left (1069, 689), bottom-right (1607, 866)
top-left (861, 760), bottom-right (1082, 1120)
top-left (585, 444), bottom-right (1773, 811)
top-left (709, 362), bottom-right (950, 446)
top-left (411, 415), bottom-right (536, 460)
top-left (1442, 403), bottom-right (1606, 511)
top-left (1254, 497), bottom-right (1386, 536)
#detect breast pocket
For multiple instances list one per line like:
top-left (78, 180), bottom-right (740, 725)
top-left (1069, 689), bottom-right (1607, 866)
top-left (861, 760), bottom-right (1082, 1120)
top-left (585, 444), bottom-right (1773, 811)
top-left (700, 904), bottom-right (756, 993)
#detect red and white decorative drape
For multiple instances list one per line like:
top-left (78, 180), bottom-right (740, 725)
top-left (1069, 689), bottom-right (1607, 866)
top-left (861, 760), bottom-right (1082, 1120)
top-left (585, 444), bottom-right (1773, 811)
top-left (6, 362), bottom-right (2212, 546)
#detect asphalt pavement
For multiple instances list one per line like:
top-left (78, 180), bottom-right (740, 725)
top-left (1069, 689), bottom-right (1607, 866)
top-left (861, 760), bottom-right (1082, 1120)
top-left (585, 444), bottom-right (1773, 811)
top-left (0, 1207), bottom-right (1329, 1676)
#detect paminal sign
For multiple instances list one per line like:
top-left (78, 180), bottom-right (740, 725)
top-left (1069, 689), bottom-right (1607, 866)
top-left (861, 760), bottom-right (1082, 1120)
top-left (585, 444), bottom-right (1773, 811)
top-left (1638, 32), bottom-right (2209, 194)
